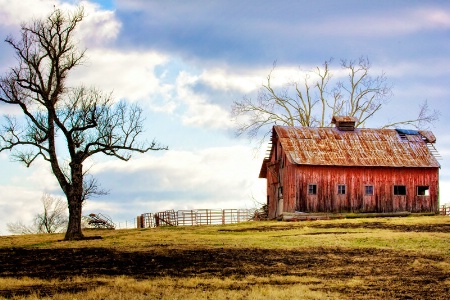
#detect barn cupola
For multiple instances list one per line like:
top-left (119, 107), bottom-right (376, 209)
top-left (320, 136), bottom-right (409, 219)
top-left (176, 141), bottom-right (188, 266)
top-left (332, 116), bottom-right (358, 131)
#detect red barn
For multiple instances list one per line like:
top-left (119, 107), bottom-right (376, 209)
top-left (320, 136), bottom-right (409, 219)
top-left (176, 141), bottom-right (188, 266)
top-left (259, 116), bottom-right (440, 218)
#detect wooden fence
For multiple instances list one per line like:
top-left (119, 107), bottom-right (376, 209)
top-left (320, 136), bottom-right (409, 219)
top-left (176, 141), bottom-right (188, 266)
top-left (440, 205), bottom-right (450, 216)
top-left (137, 209), bottom-right (255, 228)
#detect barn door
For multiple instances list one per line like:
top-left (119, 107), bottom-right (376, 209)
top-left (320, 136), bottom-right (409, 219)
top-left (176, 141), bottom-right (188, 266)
top-left (277, 186), bottom-right (283, 217)
top-left (277, 197), bottom-right (283, 217)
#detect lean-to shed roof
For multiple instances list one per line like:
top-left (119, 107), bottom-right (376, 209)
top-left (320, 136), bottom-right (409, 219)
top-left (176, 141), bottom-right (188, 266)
top-left (267, 125), bottom-right (440, 171)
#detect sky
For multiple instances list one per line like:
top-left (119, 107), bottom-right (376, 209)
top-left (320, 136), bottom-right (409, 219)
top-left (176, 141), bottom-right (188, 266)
top-left (0, 0), bottom-right (449, 234)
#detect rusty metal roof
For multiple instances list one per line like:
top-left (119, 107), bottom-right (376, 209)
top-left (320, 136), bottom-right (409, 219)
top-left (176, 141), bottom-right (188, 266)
top-left (273, 126), bottom-right (440, 168)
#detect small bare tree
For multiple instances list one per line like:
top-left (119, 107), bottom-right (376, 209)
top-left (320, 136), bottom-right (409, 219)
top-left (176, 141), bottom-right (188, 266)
top-left (7, 193), bottom-right (68, 234)
top-left (6, 221), bottom-right (36, 235)
top-left (0, 8), bottom-right (167, 240)
top-left (35, 193), bottom-right (68, 233)
top-left (232, 57), bottom-right (439, 145)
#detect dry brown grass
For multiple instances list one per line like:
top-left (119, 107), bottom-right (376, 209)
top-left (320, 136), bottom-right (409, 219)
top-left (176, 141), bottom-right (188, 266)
top-left (1, 215), bottom-right (450, 299)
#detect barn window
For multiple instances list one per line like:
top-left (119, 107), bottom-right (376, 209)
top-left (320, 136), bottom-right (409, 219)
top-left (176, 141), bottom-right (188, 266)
top-left (308, 184), bottom-right (317, 195)
top-left (365, 185), bottom-right (374, 195)
top-left (417, 186), bottom-right (430, 196)
top-left (337, 184), bottom-right (346, 195)
top-left (394, 185), bottom-right (406, 195)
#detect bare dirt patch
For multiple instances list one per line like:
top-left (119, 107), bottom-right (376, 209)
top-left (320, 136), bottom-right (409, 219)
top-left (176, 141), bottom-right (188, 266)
top-left (0, 246), bottom-right (449, 299)
top-left (221, 221), bottom-right (450, 233)
top-left (312, 222), bottom-right (450, 233)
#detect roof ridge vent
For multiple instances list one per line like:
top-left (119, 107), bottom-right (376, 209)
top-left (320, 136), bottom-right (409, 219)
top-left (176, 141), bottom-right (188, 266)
top-left (332, 116), bottom-right (358, 131)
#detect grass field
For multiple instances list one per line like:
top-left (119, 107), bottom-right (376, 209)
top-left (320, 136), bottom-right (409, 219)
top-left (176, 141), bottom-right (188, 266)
top-left (1, 215), bottom-right (450, 299)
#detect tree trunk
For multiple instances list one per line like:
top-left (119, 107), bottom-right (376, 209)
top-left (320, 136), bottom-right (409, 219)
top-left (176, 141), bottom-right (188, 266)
top-left (65, 195), bottom-right (84, 240)
top-left (64, 161), bottom-right (84, 240)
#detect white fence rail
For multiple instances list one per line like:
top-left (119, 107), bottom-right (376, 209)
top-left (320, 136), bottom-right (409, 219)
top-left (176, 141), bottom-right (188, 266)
top-left (137, 209), bottom-right (255, 228)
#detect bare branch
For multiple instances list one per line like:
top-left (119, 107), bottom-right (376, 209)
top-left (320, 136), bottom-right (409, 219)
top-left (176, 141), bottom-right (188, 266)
top-left (231, 56), bottom-right (439, 149)
top-left (382, 100), bottom-right (440, 129)
top-left (82, 174), bottom-right (109, 202)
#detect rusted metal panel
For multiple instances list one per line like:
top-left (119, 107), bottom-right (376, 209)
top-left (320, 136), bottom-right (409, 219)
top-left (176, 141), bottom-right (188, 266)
top-left (419, 130), bottom-right (436, 143)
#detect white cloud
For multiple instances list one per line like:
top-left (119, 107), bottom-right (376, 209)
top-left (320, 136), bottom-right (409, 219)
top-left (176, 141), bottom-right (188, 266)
top-left (22, 161), bottom-right (60, 190)
top-left (412, 7), bottom-right (450, 30)
top-left (76, 1), bottom-right (121, 46)
top-left (309, 6), bottom-right (450, 37)
top-left (0, 0), bottom-right (59, 26)
top-left (93, 145), bottom-right (266, 204)
top-left (198, 68), bottom-right (263, 94)
top-left (69, 49), bottom-right (176, 110)
top-left (0, 0), bottom-right (120, 46)
top-left (0, 187), bottom-right (40, 234)
top-left (166, 63), bottom-right (352, 130)
top-left (175, 71), bottom-right (234, 129)
top-left (0, 0), bottom-right (175, 113)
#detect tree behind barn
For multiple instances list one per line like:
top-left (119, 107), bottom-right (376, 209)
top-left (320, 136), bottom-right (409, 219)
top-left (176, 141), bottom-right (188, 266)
top-left (0, 8), bottom-right (167, 240)
top-left (231, 58), bottom-right (439, 145)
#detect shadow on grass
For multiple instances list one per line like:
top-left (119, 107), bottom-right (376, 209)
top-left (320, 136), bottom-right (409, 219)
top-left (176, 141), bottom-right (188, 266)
top-left (0, 281), bottom-right (106, 298)
top-left (0, 247), bottom-right (449, 298)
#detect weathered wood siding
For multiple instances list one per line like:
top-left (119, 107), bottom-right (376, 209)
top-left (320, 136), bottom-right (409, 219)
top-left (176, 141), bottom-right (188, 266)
top-left (274, 163), bottom-right (439, 216)
top-left (263, 125), bottom-right (440, 218)
top-left (266, 137), bottom-right (283, 219)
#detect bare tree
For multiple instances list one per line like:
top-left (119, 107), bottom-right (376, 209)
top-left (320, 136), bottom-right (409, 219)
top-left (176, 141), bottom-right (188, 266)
top-left (0, 8), bottom-right (167, 240)
top-left (35, 193), bottom-right (68, 233)
top-left (232, 57), bottom-right (439, 145)
top-left (6, 221), bottom-right (36, 235)
top-left (7, 193), bottom-right (68, 234)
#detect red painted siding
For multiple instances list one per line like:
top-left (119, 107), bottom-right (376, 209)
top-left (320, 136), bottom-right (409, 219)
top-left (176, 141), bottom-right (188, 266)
top-left (267, 162), bottom-right (439, 218)
top-left (263, 125), bottom-right (440, 218)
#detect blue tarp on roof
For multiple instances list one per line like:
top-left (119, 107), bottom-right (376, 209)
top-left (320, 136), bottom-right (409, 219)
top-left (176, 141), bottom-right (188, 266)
top-left (396, 129), bottom-right (419, 135)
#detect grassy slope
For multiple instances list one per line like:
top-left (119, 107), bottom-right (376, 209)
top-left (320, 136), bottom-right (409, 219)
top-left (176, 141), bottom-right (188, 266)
top-left (1, 216), bottom-right (450, 299)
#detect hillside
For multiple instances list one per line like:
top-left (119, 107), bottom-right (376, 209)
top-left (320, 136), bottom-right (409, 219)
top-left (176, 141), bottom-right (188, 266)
top-left (1, 216), bottom-right (450, 299)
